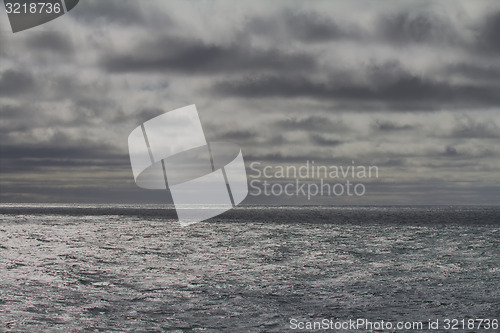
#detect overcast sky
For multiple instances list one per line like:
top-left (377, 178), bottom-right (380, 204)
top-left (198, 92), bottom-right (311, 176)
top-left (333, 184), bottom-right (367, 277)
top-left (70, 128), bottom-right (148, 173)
top-left (1, 0), bottom-right (499, 205)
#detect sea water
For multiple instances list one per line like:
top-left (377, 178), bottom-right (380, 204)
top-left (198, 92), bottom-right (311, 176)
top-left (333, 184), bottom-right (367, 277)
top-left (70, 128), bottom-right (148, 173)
top-left (0, 205), bottom-right (498, 332)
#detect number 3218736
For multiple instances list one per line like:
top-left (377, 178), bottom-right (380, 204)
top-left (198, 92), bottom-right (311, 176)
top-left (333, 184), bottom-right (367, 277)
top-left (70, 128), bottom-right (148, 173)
top-left (5, 2), bottom-right (62, 14)
top-left (443, 319), bottom-right (498, 330)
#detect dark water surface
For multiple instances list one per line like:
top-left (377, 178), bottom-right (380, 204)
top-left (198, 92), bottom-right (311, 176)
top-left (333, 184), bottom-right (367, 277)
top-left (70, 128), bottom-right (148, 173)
top-left (0, 205), bottom-right (499, 332)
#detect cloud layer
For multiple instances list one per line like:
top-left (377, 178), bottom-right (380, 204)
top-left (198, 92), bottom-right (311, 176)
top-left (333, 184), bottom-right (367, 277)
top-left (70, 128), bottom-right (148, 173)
top-left (1, 0), bottom-right (499, 204)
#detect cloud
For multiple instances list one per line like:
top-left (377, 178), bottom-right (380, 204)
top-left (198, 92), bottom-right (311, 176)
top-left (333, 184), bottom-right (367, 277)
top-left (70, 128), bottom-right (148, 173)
top-left (212, 70), bottom-right (500, 110)
top-left (446, 63), bottom-right (500, 82)
top-left (377, 11), bottom-right (457, 45)
top-left (0, 143), bottom-right (121, 160)
top-left (0, 104), bottom-right (26, 118)
top-left (0, 141), bottom-right (128, 177)
top-left (444, 145), bottom-right (458, 156)
top-left (1, 0), bottom-right (500, 204)
top-left (0, 70), bottom-right (36, 97)
top-left (24, 31), bottom-right (74, 55)
top-left (373, 120), bottom-right (414, 131)
top-left (246, 9), bottom-right (352, 43)
top-left (71, 0), bottom-right (147, 25)
top-left (310, 134), bottom-right (344, 146)
top-left (477, 10), bottom-right (500, 53)
top-left (449, 115), bottom-right (499, 138)
top-left (284, 10), bottom-right (348, 42)
top-left (275, 115), bottom-right (348, 133)
top-left (217, 130), bottom-right (257, 142)
top-left (101, 35), bottom-right (316, 74)
top-left (0, 30), bottom-right (6, 57)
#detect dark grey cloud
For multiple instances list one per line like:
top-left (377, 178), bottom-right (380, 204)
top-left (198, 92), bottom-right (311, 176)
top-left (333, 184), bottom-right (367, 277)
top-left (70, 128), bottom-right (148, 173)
top-left (0, 184), bottom-right (170, 204)
top-left (246, 9), bottom-right (351, 43)
top-left (71, 0), bottom-right (147, 25)
top-left (276, 115), bottom-right (348, 133)
top-left (101, 36), bottom-right (316, 74)
top-left (213, 68), bottom-right (500, 110)
top-left (444, 145), bottom-right (458, 156)
top-left (0, 143), bottom-right (120, 160)
top-left (378, 11), bottom-right (456, 45)
top-left (0, 70), bottom-right (36, 97)
top-left (373, 158), bottom-right (407, 167)
top-left (24, 31), bottom-right (74, 55)
top-left (246, 8), bottom-right (462, 47)
top-left (446, 63), bottom-right (500, 82)
top-left (309, 134), bottom-right (344, 146)
top-left (284, 10), bottom-right (347, 42)
top-left (0, 104), bottom-right (36, 134)
top-left (243, 152), bottom-right (332, 164)
top-left (130, 107), bottom-right (166, 124)
top-left (0, 155), bottom-right (128, 174)
top-left (355, 179), bottom-right (500, 206)
top-left (449, 116), bottom-right (499, 138)
top-left (477, 10), bottom-right (500, 53)
top-left (216, 130), bottom-right (257, 142)
top-left (72, 95), bottom-right (117, 118)
top-left (0, 141), bottom-right (128, 176)
top-left (0, 104), bottom-right (25, 118)
top-left (432, 145), bottom-right (497, 160)
top-left (373, 120), bottom-right (414, 131)
top-left (0, 69), bottom-right (127, 128)
top-left (0, 70), bottom-right (100, 105)
top-left (0, 30), bottom-right (5, 56)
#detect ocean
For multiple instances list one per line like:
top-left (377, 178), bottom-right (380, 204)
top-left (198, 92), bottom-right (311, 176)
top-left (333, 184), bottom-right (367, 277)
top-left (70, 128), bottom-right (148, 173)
top-left (0, 205), bottom-right (499, 332)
